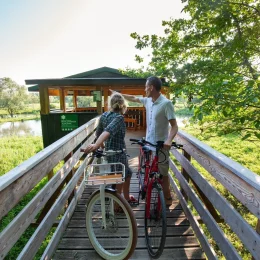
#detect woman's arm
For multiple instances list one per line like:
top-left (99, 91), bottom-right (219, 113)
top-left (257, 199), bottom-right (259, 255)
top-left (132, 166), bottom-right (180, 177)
top-left (83, 131), bottom-right (110, 153)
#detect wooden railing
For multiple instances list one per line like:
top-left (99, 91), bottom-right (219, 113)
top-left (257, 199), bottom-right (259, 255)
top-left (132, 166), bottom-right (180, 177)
top-left (170, 130), bottom-right (260, 259)
top-left (0, 116), bottom-right (100, 260)
top-left (1, 122), bottom-right (260, 259)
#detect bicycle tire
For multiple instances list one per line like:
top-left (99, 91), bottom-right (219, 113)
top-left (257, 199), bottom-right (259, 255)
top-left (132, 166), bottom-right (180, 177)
top-left (145, 182), bottom-right (167, 258)
top-left (138, 153), bottom-right (146, 200)
top-left (86, 189), bottom-right (138, 260)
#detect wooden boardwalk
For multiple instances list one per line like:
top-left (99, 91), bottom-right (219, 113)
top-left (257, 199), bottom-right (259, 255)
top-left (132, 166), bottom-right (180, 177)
top-left (53, 130), bottom-right (205, 260)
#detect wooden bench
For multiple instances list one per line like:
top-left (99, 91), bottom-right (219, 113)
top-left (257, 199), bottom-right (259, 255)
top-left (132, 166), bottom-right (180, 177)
top-left (124, 117), bottom-right (137, 131)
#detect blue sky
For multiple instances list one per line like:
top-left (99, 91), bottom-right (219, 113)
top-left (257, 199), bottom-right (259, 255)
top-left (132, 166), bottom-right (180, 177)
top-left (0, 0), bottom-right (187, 85)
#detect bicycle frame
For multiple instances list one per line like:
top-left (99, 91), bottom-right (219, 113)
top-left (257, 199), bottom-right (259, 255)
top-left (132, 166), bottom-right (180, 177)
top-left (137, 145), bottom-right (163, 219)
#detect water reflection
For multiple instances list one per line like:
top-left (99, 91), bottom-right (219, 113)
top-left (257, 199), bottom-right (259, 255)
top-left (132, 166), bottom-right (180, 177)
top-left (0, 120), bottom-right (42, 137)
top-left (0, 117), bottom-right (188, 138)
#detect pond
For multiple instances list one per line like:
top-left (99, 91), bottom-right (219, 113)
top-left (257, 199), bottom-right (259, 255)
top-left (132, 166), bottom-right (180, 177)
top-left (0, 117), bottom-right (189, 138)
top-left (0, 120), bottom-right (42, 137)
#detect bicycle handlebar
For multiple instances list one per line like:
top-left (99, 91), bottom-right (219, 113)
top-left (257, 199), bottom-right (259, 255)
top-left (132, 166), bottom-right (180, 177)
top-left (129, 138), bottom-right (183, 149)
top-left (80, 148), bottom-right (127, 158)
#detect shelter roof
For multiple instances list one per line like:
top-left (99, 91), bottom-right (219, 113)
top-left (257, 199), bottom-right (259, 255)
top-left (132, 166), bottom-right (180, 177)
top-left (27, 67), bottom-right (141, 92)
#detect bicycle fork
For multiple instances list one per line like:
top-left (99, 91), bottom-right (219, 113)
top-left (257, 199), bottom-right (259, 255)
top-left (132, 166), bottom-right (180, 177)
top-left (100, 184), bottom-right (114, 230)
top-left (146, 180), bottom-right (162, 219)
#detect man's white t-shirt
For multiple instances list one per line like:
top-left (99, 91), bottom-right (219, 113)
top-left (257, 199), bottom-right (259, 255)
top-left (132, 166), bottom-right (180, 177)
top-left (138, 94), bottom-right (176, 145)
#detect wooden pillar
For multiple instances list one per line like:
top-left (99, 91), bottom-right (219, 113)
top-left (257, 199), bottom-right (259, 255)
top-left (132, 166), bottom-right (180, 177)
top-left (73, 90), bottom-right (78, 112)
top-left (253, 220), bottom-right (260, 260)
top-left (104, 88), bottom-right (109, 111)
top-left (59, 88), bottom-right (65, 112)
top-left (39, 86), bottom-right (49, 115)
top-left (96, 86), bottom-right (102, 114)
top-left (39, 86), bottom-right (52, 179)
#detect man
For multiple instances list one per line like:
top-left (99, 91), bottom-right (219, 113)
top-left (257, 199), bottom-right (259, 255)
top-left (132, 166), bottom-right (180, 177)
top-left (110, 76), bottom-right (178, 205)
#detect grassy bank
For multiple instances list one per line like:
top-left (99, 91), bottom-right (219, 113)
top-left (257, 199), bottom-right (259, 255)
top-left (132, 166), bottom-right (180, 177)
top-left (0, 104), bottom-right (40, 123)
top-left (0, 114), bottom-right (40, 123)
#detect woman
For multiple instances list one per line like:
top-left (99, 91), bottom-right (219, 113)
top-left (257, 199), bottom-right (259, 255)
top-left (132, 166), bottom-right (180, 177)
top-left (84, 92), bottom-right (137, 205)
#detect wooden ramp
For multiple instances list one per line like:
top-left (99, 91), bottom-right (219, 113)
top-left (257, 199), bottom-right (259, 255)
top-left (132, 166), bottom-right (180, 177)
top-left (53, 130), bottom-right (205, 260)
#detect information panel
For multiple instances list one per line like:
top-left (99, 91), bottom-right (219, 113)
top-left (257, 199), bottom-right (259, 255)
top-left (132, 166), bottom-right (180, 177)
top-left (60, 114), bottom-right (78, 131)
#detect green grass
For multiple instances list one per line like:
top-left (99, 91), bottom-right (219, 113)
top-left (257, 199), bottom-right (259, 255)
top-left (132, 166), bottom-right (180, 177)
top-left (0, 136), bottom-right (43, 176)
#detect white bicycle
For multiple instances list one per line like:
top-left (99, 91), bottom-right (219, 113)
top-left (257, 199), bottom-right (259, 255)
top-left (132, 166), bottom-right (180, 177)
top-left (81, 148), bottom-right (138, 260)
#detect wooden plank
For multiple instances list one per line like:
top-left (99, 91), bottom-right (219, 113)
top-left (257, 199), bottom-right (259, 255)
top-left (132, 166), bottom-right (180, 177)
top-left (57, 236), bottom-right (200, 249)
top-left (171, 149), bottom-right (260, 259)
top-left (54, 247), bottom-right (206, 260)
top-left (16, 155), bottom-right (90, 260)
top-left (169, 174), bottom-right (217, 259)
top-left (0, 138), bottom-right (94, 259)
top-left (41, 178), bottom-right (85, 260)
top-left (169, 159), bottom-right (242, 260)
top-left (175, 130), bottom-right (260, 218)
top-left (75, 201), bottom-right (183, 211)
top-left (0, 117), bottom-right (99, 220)
top-left (71, 210), bottom-right (186, 219)
top-left (67, 217), bottom-right (190, 228)
top-left (63, 226), bottom-right (194, 237)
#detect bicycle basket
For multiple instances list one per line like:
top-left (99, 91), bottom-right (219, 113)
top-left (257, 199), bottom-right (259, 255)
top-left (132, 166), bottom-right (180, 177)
top-left (84, 162), bottom-right (125, 186)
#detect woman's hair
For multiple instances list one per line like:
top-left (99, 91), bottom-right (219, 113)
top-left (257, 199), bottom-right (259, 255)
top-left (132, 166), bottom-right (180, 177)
top-left (109, 92), bottom-right (127, 114)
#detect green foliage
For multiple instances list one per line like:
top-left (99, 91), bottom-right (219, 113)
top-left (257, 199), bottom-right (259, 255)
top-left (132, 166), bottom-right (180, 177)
top-left (0, 136), bottom-right (43, 176)
top-left (131, 0), bottom-right (260, 141)
top-left (77, 96), bottom-right (96, 107)
top-left (119, 66), bottom-right (156, 78)
top-left (0, 78), bottom-right (28, 117)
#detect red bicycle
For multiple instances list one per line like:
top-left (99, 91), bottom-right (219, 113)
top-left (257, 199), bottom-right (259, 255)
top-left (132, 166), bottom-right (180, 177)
top-left (130, 138), bottom-right (182, 258)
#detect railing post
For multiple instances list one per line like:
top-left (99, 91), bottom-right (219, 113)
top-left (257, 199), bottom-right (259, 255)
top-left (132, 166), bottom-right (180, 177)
top-left (181, 150), bottom-right (190, 201)
top-left (253, 219), bottom-right (260, 260)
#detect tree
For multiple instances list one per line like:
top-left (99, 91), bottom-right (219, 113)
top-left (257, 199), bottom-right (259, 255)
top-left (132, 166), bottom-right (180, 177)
top-left (131, 0), bottom-right (260, 140)
top-left (0, 78), bottom-right (28, 117)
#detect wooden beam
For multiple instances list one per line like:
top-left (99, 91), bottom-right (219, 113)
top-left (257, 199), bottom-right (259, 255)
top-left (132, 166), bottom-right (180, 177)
top-left (73, 90), bottom-right (78, 110)
top-left (103, 88), bottom-right (109, 111)
top-left (169, 158), bottom-right (241, 260)
top-left (96, 86), bottom-right (102, 114)
top-left (59, 88), bottom-right (65, 112)
top-left (39, 86), bottom-right (49, 115)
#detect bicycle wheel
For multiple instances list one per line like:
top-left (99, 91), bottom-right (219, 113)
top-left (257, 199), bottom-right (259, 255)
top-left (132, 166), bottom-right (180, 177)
top-left (145, 182), bottom-right (167, 258)
top-left (86, 189), bottom-right (138, 260)
top-left (138, 153), bottom-right (146, 199)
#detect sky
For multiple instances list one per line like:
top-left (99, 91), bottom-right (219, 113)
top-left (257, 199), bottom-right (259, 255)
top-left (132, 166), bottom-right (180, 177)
top-left (0, 0), bottom-right (187, 86)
